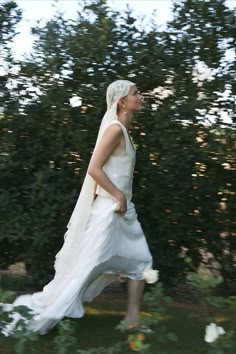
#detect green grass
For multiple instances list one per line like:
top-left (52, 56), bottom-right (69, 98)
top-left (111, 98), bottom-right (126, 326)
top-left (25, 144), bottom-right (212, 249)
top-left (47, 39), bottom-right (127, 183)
top-left (1, 300), bottom-right (235, 354)
top-left (0, 275), bottom-right (235, 354)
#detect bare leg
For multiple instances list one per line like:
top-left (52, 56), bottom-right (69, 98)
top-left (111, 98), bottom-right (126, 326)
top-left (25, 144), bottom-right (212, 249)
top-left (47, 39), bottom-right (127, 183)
top-left (124, 279), bottom-right (145, 323)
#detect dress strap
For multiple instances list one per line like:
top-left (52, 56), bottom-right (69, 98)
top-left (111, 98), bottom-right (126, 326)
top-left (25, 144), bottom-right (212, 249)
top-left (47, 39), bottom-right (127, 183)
top-left (108, 120), bottom-right (135, 152)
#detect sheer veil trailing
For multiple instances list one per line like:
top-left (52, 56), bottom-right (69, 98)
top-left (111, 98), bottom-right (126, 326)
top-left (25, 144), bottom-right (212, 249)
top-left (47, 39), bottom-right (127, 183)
top-left (54, 80), bottom-right (135, 274)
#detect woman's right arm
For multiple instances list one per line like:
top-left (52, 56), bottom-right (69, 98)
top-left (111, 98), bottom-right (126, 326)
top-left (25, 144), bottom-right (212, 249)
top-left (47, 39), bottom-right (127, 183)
top-left (88, 124), bottom-right (127, 215)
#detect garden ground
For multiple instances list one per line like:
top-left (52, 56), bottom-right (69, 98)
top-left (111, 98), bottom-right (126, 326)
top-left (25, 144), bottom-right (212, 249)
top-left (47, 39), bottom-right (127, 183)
top-left (0, 264), bottom-right (235, 354)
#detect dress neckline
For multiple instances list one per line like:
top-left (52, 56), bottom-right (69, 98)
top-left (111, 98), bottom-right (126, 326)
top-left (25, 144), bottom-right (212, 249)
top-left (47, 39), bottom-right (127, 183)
top-left (116, 120), bottom-right (135, 152)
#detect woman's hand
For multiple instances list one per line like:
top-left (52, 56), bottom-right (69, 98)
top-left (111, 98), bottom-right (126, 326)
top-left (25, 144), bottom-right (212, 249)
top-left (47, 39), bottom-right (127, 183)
top-left (115, 192), bottom-right (127, 216)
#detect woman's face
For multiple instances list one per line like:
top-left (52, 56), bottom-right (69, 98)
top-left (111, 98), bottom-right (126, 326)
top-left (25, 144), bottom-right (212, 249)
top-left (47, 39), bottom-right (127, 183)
top-left (122, 85), bottom-right (143, 112)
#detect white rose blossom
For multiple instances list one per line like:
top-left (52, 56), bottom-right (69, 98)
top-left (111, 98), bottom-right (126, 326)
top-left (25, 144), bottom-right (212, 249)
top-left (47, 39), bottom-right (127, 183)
top-left (143, 269), bottom-right (159, 284)
top-left (69, 96), bottom-right (82, 107)
top-left (204, 323), bottom-right (226, 343)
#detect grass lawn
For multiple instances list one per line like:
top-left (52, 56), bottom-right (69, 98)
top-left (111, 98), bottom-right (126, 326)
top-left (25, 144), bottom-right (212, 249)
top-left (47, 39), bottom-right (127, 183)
top-left (0, 274), bottom-right (235, 354)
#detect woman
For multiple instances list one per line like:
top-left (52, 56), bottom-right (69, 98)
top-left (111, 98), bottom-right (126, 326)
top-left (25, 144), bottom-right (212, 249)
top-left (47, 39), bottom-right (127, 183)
top-left (1, 80), bottom-right (154, 336)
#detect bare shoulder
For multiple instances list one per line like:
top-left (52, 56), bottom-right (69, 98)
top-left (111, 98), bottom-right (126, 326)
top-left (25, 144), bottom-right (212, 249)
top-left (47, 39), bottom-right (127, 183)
top-left (103, 122), bottom-right (123, 139)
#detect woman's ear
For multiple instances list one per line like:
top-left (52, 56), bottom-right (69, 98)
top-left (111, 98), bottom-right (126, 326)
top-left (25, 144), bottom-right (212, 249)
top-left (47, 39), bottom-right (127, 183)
top-left (118, 98), bottom-right (126, 110)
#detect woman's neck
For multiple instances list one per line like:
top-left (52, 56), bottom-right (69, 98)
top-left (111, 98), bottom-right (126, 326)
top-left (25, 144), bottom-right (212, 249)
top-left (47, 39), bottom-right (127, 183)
top-left (117, 111), bottom-right (134, 129)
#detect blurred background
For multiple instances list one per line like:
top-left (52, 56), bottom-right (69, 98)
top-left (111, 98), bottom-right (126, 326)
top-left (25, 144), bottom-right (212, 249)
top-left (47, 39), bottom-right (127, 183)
top-left (0, 0), bottom-right (235, 295)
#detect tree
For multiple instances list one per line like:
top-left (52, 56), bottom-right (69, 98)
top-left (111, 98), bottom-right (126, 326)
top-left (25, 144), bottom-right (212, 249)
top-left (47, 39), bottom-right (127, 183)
top-left (0, 0), bottom-right (167, 284)
top-left (0, 0), bottom-right (235, 293)
top-left (135, 0), bottom-right (235, 291)
top-left (0, 1), bottom-right (23, 267)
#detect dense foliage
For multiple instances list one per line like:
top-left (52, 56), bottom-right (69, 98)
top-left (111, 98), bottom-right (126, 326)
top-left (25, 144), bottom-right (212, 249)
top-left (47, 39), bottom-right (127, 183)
top-left (0, 0), bottom-right (235, 291)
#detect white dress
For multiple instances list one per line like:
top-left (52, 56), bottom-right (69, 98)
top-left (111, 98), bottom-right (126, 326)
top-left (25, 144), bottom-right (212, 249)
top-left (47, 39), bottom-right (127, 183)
top-left (5, 120), bottom-right (153, 335)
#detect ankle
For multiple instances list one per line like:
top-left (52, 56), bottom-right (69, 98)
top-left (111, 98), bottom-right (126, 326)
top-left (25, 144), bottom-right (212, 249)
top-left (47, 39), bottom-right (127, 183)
top-left (124, 315), bottom-right (139, 324)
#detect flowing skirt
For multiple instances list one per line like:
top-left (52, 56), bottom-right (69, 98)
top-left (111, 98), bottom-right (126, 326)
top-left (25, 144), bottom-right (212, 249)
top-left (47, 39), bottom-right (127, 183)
top-left (2, 196), bottom-right (152, 335)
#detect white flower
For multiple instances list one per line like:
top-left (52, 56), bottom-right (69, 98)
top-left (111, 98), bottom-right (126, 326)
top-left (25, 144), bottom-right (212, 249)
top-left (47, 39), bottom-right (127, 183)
top-left (0, 67), bottom-right (6, 76)
top-left (69, 96), bottom-right (82, 107)
top-left (143, 269), bottom-right (159, 284)
top-left (204, 323), bottom-right (226, 343)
